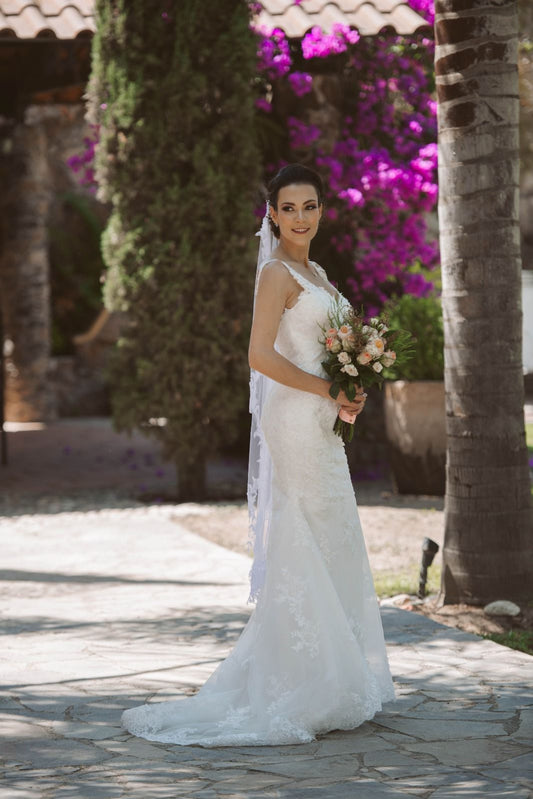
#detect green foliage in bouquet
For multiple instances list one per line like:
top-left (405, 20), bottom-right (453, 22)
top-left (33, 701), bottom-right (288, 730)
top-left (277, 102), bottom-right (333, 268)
top-left (383, 293), bottom-right (444, 381)
top-left (87, 0), bottom-right (260, 500)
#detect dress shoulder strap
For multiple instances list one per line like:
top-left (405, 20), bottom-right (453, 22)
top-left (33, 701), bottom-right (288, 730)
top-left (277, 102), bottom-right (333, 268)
top-left (311, 261), bottom-right (328, 281)
top-left (260, 258), bottom-right (311, 291)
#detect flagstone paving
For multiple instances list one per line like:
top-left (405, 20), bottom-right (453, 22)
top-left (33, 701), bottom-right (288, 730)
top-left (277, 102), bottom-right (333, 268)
top-left (1, 504), bottom-right (532, 799)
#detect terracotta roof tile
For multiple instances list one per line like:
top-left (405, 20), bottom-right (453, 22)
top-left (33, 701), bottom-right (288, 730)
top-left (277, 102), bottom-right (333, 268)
top-left (0, 1), bottom-right (94, 39)
top-left (0, 0), bottom-right (428, 40)
top-left (258, 0), bottom-right (429, 35)
top-left (2, 0), bottom-right (27, 13)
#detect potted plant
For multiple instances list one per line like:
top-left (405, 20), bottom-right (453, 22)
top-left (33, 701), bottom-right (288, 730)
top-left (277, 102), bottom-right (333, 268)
top-left (382, 293), bottom-right (445, 495)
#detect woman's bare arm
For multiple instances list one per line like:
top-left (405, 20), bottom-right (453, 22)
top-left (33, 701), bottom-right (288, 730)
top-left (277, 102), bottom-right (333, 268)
top-left (248, 261), bottom-right (332, 399)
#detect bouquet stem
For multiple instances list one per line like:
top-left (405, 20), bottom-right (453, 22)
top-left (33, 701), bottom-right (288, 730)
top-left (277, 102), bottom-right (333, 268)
top-left (334, 414), bottom-right (356, 443)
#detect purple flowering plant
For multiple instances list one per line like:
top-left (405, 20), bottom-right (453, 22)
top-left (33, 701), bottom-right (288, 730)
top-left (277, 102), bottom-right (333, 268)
top-left (252, 0), bottom-right (438, 314)
top-left (66, 124), bottom-right (100, 193)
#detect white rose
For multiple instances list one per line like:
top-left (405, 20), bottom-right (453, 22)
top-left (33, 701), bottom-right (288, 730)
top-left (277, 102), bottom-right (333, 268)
top-left (341, 364), bottom-right (359, 377)
top-left (338, 324), bottom-right (353, 340)
top-left (370, 316), bottom-right (379, 326)
top-left (338, 351), bottom-right (351, 365)
top-left (382, 350), bottom-right (396, 367)
top-left (372, 361), bottom-right (383, 373)
top-left (331, 340), bottom-right (342, 353)
top-left (366, 337), bottom-right (385, 358)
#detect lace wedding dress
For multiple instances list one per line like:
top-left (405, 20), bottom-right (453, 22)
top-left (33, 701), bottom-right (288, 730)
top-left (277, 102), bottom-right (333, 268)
top-left (121, 259), bottom-right (396, 746)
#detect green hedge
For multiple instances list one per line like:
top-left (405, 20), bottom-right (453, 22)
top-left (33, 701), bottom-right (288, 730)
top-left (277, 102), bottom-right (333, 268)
top-left (87, 0), bottom-right (260, 499)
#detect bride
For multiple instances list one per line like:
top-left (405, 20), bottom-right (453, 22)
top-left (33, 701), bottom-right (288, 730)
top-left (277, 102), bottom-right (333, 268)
top-left (121, 163), bottom-right (396, 746)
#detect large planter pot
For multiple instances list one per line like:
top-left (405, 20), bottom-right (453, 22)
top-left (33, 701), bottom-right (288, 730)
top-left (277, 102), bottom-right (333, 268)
top-left (384, 380), bottom-right (446, 495)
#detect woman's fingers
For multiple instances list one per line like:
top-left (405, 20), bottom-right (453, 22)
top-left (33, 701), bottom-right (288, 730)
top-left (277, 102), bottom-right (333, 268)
top-left (340, 403), bottom-right (364, 415)
top-left (340, 391), bottom-right (367, 414)
top-left (337, 387), bottom-right (367, 415)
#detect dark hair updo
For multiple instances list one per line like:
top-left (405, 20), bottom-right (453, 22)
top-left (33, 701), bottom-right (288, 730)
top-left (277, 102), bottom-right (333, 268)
top-left (267, 163), bottom-right (325, 238)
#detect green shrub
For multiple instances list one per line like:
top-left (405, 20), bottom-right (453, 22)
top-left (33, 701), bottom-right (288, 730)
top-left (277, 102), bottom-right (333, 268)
top-left (87, 0), bottom-right (260, 500)
top-left (384, 293), bottom-right (444, 381)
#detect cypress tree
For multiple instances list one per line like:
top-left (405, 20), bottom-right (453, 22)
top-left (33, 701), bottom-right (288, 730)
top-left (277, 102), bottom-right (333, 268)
top-left (87, 1), bottom-right (260, 500)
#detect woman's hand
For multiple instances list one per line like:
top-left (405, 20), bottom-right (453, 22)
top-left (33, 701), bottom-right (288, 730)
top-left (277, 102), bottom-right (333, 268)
top-left (336, 385), bottom-right (367, 418)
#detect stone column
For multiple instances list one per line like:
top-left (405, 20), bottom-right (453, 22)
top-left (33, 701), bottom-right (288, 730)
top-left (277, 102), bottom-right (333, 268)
top-left (0, 106), bottom-right (57, 422)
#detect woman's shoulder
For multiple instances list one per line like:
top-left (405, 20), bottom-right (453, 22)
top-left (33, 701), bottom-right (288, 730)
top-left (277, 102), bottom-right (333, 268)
top-left (258, 258), bottom-right (294, 291)
top-left (260, 257), bottom-right (294, 279)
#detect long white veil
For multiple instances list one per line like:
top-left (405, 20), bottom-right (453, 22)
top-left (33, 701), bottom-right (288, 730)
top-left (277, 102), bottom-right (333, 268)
top-left (246, 204), bottom-right (277, 603)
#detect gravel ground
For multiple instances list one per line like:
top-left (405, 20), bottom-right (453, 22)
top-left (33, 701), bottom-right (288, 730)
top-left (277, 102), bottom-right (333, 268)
top-left (170, 497), bottom-right (444, 575)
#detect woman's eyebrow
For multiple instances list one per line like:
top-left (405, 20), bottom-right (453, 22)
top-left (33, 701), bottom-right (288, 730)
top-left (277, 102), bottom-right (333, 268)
top-left (281, 199), bottom-right (317, 205)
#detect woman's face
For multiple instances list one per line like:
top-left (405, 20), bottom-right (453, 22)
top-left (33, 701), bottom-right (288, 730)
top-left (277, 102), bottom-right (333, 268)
top-left (270, 183), bottom-right (322, 246)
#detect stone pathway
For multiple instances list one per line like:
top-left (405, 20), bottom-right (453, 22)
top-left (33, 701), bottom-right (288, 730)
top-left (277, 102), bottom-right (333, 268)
top-left (1, 504), bottom-right (532, 799)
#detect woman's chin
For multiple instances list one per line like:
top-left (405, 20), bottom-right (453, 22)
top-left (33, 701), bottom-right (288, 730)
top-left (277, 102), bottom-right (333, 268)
top-left (283, 231), bottom-right (315, 245)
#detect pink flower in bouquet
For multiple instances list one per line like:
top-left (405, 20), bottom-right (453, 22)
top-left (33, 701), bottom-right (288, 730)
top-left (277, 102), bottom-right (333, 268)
top-left (327, 327), bottom-right (338, 337)
top-left (357, 350), bottom-right (372, 365)
top-left (329, 338), bottom-right (342, 353)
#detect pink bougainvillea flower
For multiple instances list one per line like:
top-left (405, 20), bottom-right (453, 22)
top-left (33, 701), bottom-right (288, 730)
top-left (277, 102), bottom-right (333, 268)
top-left (288, 71), bottom-right (313, 97)
top-left (255, 97), bottom-right (272, 113)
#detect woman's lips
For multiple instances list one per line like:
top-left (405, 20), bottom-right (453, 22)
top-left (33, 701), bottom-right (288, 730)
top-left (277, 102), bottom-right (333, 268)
top-left (292, 228), bottom-right (310, 234)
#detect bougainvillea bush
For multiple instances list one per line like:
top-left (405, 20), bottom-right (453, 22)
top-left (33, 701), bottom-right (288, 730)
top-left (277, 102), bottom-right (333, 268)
top-left (252, 0), bottom-right (438, 316)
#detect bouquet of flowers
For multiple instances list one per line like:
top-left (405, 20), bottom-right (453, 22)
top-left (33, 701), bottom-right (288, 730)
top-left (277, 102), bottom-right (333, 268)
top-left (319, 299), bottom-right (415, 443)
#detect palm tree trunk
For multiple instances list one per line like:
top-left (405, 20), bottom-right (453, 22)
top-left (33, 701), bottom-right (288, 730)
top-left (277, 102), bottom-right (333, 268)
top-left (436, 0), bottom-right (533, 604)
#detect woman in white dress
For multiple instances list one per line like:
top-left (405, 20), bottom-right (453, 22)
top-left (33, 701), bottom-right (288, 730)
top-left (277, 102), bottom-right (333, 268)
top-left (121, 164), bottom-right (396, 746)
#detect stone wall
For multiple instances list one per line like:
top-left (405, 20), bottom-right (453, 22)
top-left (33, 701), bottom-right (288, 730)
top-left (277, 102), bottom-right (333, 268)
top-left (0, 103), bottom-right (98, 422)
top-left (48, 355), bottom-right (110, 417)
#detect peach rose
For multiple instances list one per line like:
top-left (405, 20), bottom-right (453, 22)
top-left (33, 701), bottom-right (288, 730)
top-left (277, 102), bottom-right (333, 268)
top-left (357, 351), bottom-right (372, 365)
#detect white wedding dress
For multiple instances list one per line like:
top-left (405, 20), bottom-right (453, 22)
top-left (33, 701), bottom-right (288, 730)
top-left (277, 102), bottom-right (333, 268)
top-left (121, 260), bottom-right (396, 746)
